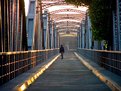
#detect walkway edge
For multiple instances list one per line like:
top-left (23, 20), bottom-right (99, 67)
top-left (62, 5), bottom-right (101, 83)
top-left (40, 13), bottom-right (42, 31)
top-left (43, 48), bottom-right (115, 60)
top-left (14, 54), bottom-right (60, 91)
top-left (74, 52), bottom-right (121, 91)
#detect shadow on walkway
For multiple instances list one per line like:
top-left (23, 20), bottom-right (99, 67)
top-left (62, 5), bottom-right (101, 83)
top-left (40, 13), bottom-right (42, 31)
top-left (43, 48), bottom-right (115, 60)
top-left (26, 51), bottom-right (111, 91)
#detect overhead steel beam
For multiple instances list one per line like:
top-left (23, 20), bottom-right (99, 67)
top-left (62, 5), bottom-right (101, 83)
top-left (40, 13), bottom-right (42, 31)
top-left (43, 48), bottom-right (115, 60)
top-left (55, 21), bottom-right (81, 25)
top-left (41, 0), bottom-right (86, 35)
top-left (49, 8), bottom-right (85, 14)
top-left (51, 16), bottom-right (83, 21)
top-left (56, 27), bottom-right (79, 30)
top-left (50, 13), bottom-right (85, 21)
top-left (42, 1), bottom-right (66, 9)
top-left (58, 29), bottom-right (78, 32)
top-left (56, 24), bottom-right (80, 28)
top-left (56, 25), bottom-right (80, 28)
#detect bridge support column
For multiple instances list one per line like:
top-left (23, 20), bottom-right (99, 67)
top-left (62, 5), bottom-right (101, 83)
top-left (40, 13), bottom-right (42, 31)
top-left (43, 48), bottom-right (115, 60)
top-left (0, 0), bottom-right (27, 52)
top-left (79, 25), bottom-right (82, 48)
top-left (43, 10), bottom-right (51, 49)
top-left (56, 32), bottom-right (60, 48)
top-left (116, 0), bottom-right (121, 50)
top-left (53, 23), bottom-right (57, 48)
top-left (50, 21), bottom-right (54, 49)
top-left (77, 31), bottom-right (80, 48)
top-left (27, 0), bottom-right (44, 50)
top-left (32, 0), bottom-right (43, 50)
top-left (46, 12), bottom-right (50, 49)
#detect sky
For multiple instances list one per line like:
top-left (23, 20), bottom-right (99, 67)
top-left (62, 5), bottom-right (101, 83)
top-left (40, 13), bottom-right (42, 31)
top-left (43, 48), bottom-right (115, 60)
top-left (24, 0), bottom-right (29, 16)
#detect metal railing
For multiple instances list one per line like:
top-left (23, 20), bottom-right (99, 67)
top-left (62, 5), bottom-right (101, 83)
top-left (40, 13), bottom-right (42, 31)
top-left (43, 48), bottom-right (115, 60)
top-left (0, 48), bottom-right (59, 85)
top-left (77, 48), bottom-right (121, 76)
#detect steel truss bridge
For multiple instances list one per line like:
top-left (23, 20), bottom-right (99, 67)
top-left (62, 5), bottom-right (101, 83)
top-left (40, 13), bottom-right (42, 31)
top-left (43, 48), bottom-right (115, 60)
top-left (0, 0), bottom-right (121, 91)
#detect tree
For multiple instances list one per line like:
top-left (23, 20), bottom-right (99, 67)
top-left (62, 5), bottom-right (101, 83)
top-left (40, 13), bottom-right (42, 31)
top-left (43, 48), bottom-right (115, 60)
top-left (65, 0), bottom-right (92, 6)
top-left (65, 0), bottom-right (115, 49)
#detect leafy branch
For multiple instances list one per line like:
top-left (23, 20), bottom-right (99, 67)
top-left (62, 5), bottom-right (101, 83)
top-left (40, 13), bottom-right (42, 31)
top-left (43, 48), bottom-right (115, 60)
top-left (65, 0), bottom-right (115, 42)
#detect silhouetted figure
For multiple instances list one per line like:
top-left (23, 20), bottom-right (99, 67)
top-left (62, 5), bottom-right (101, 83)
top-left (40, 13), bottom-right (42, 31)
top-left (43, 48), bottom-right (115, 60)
top-left (59, 45), bottom-right (64, 59)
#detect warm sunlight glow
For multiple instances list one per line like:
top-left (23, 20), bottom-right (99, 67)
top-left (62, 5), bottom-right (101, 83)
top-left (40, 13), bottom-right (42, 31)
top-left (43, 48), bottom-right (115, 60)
top-left (20, 84), bottom-right (27, 91)
top-left (16, 54), bottom-right (60, 91)
top-left (58, 29), bottom-right (77, 31)
top-left (47, 5), bottom-right (88, 12)
top-left (60, 34), bottom-right (77, 37)
top-left (56, 19), bottom-right (82, 23)
top-left (56, 12), bottom-right (81, 14)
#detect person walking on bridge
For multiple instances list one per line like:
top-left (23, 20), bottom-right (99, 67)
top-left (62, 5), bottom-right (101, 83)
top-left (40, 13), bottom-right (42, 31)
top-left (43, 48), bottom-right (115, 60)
top-left (59, 45), bottom-right (65, 59)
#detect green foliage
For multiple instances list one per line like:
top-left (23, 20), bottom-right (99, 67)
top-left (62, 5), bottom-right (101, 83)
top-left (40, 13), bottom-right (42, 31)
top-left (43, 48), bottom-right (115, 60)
top-left (89, 0), bottom-right (113, 41)
top-left (65, 0), bottom-right (92, 6)
top-left (65, 0), bottom-right (114, 41)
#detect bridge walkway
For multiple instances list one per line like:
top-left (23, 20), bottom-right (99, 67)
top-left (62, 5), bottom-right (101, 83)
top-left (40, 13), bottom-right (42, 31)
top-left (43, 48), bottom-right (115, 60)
top-left (26, 51), bottom-right (111, 91)
top-left (0, 51), bottom-right (121, 91)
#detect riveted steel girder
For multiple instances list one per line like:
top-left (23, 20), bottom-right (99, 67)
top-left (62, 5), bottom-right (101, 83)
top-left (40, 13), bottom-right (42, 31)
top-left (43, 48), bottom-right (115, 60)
top-left (41, 0), bottom-right (87, 34)
top-left (50, 8), bottom-right (85, 14)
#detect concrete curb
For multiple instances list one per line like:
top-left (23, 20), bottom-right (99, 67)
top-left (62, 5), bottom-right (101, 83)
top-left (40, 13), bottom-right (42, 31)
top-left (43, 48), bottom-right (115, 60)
top-left (74, 52), bottom-right (121, 91)
top-left (14, 54), bottom-right (60, 91)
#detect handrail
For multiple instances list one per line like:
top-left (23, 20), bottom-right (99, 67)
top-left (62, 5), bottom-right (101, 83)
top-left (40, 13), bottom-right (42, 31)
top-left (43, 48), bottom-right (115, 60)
top-left (0, 48), bottom-right (59, 85)
top-left (78, 48), bottom-right (121, 53)
top-left (77, 48), bottom-right (121, 77)
top-left (0, 48), bottom-right (59, 55)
